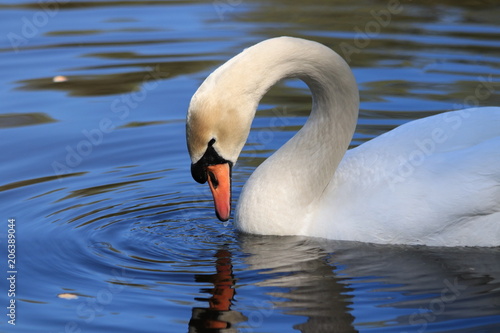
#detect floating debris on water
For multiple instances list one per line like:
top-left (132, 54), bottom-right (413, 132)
top-left (52, 75), bottom-right (68, 83)
top-left (57, 293), bottom-right (78, 300)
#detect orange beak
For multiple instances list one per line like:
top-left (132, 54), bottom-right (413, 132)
top-left (206, 163), bottom-right (231, 221)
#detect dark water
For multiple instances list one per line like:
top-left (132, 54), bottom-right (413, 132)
top-left (1, 0), bottom-right (500, 332)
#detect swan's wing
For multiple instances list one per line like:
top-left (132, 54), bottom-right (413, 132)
top-left (363, 107), bottom-right (500, 158)
top-left (319, 107), bottom-right (500, 246)
top-left (393, 135), bottom-right (500, 246)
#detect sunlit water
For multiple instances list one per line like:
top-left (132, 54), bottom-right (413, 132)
top-left (1, 0), bottom-right (499, 332)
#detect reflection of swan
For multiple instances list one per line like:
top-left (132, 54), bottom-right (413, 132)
top-left (189, 250), bottom-right (246, 332)
top-left (186, 36), bottom-right (500, 246)
top-left (237, 235), bottom-right (500, 333)
top-left (239, 236), bottom-right (357, 333)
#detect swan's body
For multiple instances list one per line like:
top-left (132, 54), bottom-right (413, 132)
top-left (186, 37), bottom-right (500, 247)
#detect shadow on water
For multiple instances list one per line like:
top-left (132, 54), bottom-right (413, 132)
top-left (0, 112), bottom-right (57, 128)
top-left (16, 60), bottom-right (217, 96)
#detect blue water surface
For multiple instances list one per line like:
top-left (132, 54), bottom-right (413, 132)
top-left (0, 1), bottom-right (499, 332)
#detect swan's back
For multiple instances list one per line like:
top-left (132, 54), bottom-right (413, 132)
top-left (314, 107), bottom-right (500, 246)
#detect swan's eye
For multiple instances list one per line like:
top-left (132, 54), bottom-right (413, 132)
top-left (208, 170), bottom-right (218, 188)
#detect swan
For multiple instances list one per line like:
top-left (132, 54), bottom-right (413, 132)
top-left (186, 36), bottom-right (500, 247)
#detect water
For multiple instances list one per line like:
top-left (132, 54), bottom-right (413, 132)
top-left (1, 0), bottom-right (500, 332)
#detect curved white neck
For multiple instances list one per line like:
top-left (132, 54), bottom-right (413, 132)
top-left (212, 37), bottom-right (360, 232)
top-left (197, 37), bottom-right (359, 232)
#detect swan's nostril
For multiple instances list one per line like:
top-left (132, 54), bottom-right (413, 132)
top-left (208, 170), bottom-right (219, 189)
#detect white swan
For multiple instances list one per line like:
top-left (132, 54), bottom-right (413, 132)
top-left (186, 36), bottom-right (500, 247)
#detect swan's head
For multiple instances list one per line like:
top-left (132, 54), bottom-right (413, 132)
top-left (186, 64), bottom-right (257, 221)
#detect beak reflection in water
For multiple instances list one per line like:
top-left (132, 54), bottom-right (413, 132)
top-left (189, 250), bottom-right (246, 331)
